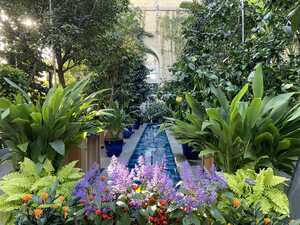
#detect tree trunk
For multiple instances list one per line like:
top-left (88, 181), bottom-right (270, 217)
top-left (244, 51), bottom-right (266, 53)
top-left (57, 65), bottom-right (66, 87)
top-left (48, 71), bottom-right (53, 88)
top-left (55, 48), bottom-right (66, 87)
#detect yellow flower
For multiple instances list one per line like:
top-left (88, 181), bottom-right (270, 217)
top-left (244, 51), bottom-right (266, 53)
top-left (176, 96), bottom-right (183, 103)
top-left (33, 208), bottom-right (43, 219)
top-left (135, 186), bottom-right (142, 193)
top-left (22, 194), bottom-right (32, 203)
top-left (40, 192), bottom-right (49, 202)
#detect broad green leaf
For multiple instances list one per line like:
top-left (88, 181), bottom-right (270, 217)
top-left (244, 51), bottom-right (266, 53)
top-left (49, 140), bottom-right (65, 156)
top-left (1, 108), bottom-right (10, 120)
top-left (199, 148), bottom-right (217, 157)
top-left (252, 63), bottom-right (264, 98)
top-left (4, 77), bottom-right (31, 103)
top-left (289, 4), bottom-right (300, 32)
top-left (17, 142), bottom-right (29, 153)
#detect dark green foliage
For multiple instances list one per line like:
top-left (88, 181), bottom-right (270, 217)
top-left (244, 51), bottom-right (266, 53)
top-left (170, 0), bottom-right (300, 107)
top-left (0, 64), bottom-right (29, 100)
top-left (0, 0), bottom-right (129, 87)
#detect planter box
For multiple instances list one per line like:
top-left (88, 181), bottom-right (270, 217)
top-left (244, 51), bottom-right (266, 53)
top-left (64, 133), bottom-right (104, 172)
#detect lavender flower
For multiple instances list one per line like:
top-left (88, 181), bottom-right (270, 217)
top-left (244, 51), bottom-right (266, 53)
top-left (107, 156), bottom-right (131, 194)
top-left (176, 162), bottom-right (226, 212)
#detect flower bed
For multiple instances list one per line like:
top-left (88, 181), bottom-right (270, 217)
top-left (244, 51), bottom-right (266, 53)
top-left (2, 157), bottom-right (296, 225)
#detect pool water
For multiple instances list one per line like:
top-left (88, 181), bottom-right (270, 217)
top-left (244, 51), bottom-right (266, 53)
top-left (128, 124), bottom-right (181, 183)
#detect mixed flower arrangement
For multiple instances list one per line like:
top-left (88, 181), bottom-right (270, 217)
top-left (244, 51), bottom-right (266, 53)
top-left (12, 157), bottom-right (293, 225)
top-left (71, 156), bottom-right (227, 224)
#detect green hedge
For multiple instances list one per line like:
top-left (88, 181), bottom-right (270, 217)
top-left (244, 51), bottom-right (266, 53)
top-left (0, 64), bottom-right (28, 99)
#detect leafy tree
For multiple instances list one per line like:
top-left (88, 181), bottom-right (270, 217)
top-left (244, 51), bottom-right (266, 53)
top-left (170, 0), bottom-right (300, 108)
top-left (0, 64), bottom-right (28, 99)
top-left (88, 9), bottom-right (150, 110)
top-left (0, 0), bottom-right (128, 87)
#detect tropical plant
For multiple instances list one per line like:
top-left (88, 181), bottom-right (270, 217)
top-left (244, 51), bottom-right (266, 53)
top-left (213, 191), bottom-right (289, 225)
top-left (103, 102), bottom-right (127, 141)
top-left (165, 94), bottom-right (212, 153)
top-left (202, 64), bottom-right (300, 174)
top-left (0, 79), bottom-right (106, 170)
top-left (225, 168), bottom-right (289, 215)
top-left (0, 158), bottom-right (83, 225)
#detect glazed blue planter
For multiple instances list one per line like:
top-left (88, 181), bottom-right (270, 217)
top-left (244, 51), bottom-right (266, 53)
top-left (182, 144), bottom-right (199, 160)
top-left (105, 140), bottom-right (124, 157)
top-left (133, 121), bottom-right (140, 130)
top-left (128, 126), bottom-right (133, 132)
top-left (123, 129), bottom-right (132, 139)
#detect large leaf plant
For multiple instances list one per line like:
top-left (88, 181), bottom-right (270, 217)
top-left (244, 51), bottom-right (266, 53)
top-left (170, 64), bottom-right (300, 175)
top-left (0, 79), bottom-right (107, 170)
top-left (0, 158), bottom-right (83, 225)
top-left (203, 64), bottom-right (300, 174)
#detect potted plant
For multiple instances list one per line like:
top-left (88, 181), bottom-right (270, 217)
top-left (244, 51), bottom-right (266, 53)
top-left (104, 102), bottom-right (126, 157)
top-left (122, 114), bottom-right (134, 139)
top-left (181, 143), bottom-right (199, 160)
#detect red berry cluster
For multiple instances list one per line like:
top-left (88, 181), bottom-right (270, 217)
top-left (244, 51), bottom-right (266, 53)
top-left (149, 210), bottom-right (168, 225)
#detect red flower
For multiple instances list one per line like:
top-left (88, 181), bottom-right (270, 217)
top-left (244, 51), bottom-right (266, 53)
top-left (102, 213), bottom-right (113, 220)
top-left (95, 209), bottom-right (102, 216)
top-left (132, 183), bottom-right (139, 190)
top-left (159, 199), bottom-right (168, 207)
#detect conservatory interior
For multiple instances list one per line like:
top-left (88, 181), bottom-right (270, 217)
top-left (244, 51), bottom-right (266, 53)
top-left (0, 0), bottom-right (300, 224)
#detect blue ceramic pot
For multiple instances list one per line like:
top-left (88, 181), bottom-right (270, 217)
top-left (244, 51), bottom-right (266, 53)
top-left (123, 129), bottom-right (132, 139)
top-left (105, 140), bottom-right (124, 157)
top-left (182, 144), bottom-right (199, 160)
top-left (133, 120), bottom-right (140, 130)
top-left (128, 126), bottom-right (134, 133)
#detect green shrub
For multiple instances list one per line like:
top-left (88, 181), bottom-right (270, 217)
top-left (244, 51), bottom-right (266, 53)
top-left (0, 65), bottom-right (28, 99)
top-left (0, 158), bottom-right (83, 225)
top-left (142, 100), bottom-right (172, 123)
top-left (0, 79), bottom-right (106, 170)
top-left (225, 168), bottom-right (289, 215)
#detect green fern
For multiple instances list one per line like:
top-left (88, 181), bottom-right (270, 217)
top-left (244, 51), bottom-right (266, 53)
top-left (0, 158), bottom-right (83, 224)
top-left (225, 168), bottom-right (289, 215)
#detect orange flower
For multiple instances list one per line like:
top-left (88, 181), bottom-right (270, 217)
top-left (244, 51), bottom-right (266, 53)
top-left (58, 196), bottom-right (65, 203)
top-left (22, 194), bottom-right (32, 203)
top-left (40, 192), bottom-right (49, 202)
top-left (264, 218), bottom-right (271, 225)
top-left (33, 208), bottom-right (43, 219)
top-left (232, 199), bottom-right (241, 208)
top-left (51, 204), bottom-right (59, 209)
top-left (63, 206), bottom-right (69, 219)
